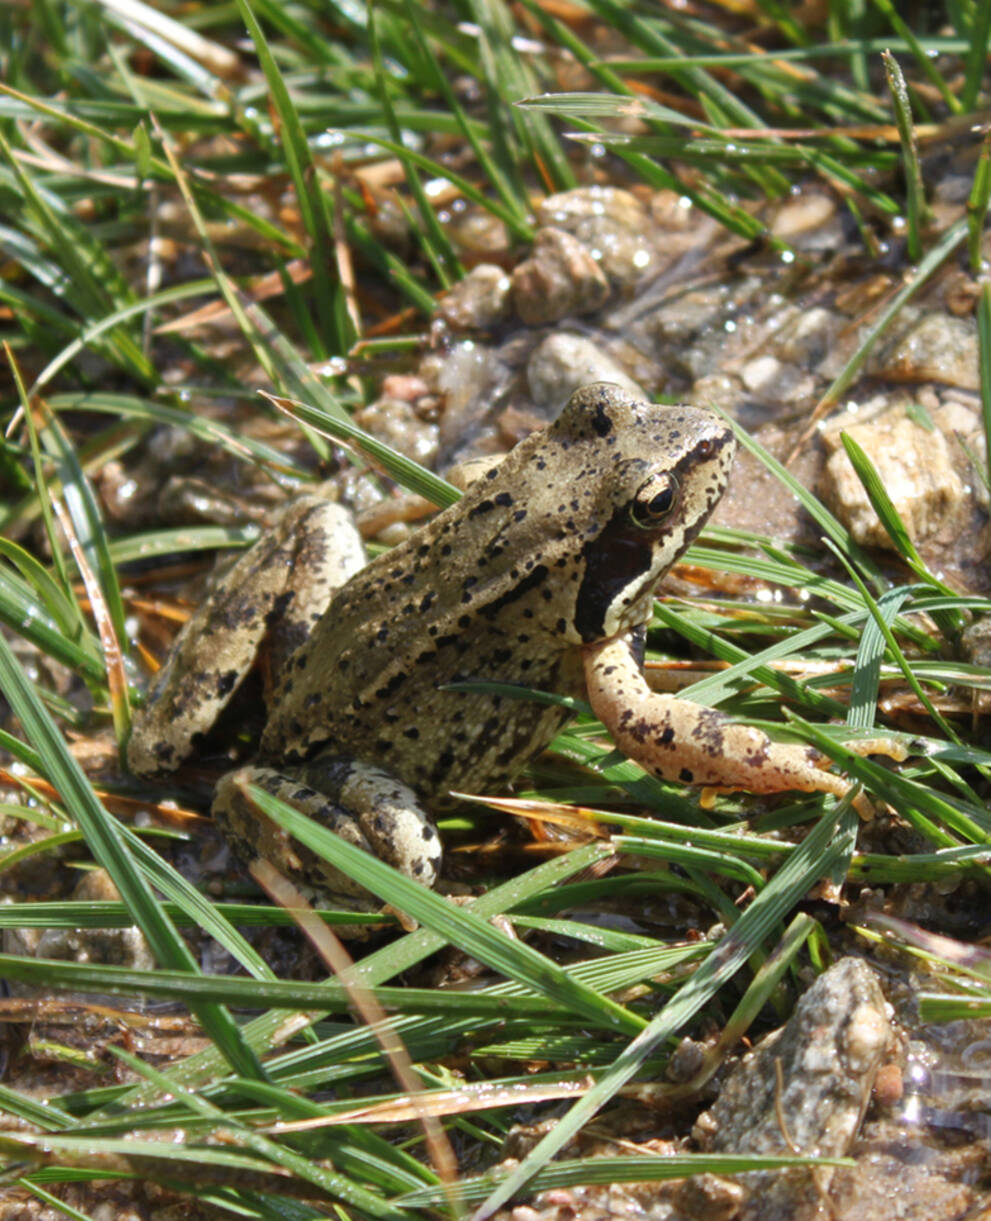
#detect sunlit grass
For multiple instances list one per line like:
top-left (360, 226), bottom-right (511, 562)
top-left (0, 0), bottom-right (990, 1214)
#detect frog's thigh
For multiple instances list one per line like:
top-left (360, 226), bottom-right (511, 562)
top-left (127, 498), bottom-right (364, 777)
top-left (584, 636), bottom-right (855, 804)
top-left (214, 758), bottom-right (442, 900)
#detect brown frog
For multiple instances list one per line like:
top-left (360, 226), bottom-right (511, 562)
top-left (128, 383), bottom-right (879, 908)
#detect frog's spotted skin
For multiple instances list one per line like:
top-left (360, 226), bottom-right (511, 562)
top-left (129, 382), bottom-right (895, 913)
top-left (129, 383), bottom-right (736, 907)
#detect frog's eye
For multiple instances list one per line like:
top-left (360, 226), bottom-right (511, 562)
top-left (629, 472), bottom-right (679, 528)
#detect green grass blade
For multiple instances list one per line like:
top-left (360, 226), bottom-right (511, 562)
top-left (105, 1047), bottom-right (418, 1219)
top-left (36, 401), bottom-right (129, 654)
top-left (847, 588), bottom-right (909, 729)
top-left (980, 283), bottom-right (991, 495)
top-left (246, 784), bottom-right (646, 1037)
top-left (0, 538), bottom-right (90, 642)
top-left (276, 393), bottom-right (459, 506)
top-left (969, 131), bottom-right (991, 274)
top-left (707, 405), bottom-right (887, 588)
top-left (0, 133), bottom-right (151, 384)
top-left (821, 540), bottom-right (961, 746)
top-left (0, 566), bottom-right (105, 682)
top-left (838, 431), bottom-right (924, 568)
top-left (816, 217), bottom-right (968, 412)
top-left (368, 4), bottom-right (461, 288)
top-left (467, 0), bottom-right (575, 192)
top-left (961, 0), bottom-right (991, 111)
top-left (0, 951), bottom-right (581, 1019)
top-left (232, 0), bottom-right (340, 344)
top-left (872, 0), bottom-right (960, 113)
top-left (882, 50), bottom-right (927, 261)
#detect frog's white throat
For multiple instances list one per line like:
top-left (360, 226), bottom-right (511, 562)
top-left (595, 575), bottom-right (661, 641)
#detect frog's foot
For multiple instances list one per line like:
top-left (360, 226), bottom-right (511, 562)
top-left (213, 758), bottom-right (442, 906)
top-left (127, 498), bottom-right (364, 778)
top-left (837, 736), bottom-right (909, 764)
top-left (584, 636), bottom-right (884, 816)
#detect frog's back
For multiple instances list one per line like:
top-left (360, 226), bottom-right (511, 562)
top-left (258, 478), bottom-right (587, 799)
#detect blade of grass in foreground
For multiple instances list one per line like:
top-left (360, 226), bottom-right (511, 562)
top-left (0, 951), bottom-right (573, 1018)
top-left (0, 631), bottom-right (265, 1081)
top-left (882, 51), bottom-right (928, 262)
top-left (400, 1150), bottom-right (852, 1207)
top-left (247, 784), bottom-right (645, 1037)
top-left (980, 284), bottom-right (991, 493)
top-left (472, 800), bottom-right (856, 1218)
top-left (109, 842), bottom-right (614, 1110)
top-left (269, 392), bottom-right (459, 508)
top-left (112, 1045), bottom-right (420, 1218)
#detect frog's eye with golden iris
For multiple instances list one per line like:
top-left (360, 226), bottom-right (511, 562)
top-left (629, 472), bottom-right (679, 528)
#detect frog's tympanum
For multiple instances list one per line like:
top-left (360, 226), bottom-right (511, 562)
top-left (127, 383), bottom-right (873, 909)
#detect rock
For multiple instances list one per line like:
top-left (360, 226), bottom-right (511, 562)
top-left (353, 394), bottom-right (439, 466)
top-left (673, 1173), bottom-right (746, 1221)
top-left (446, 207), bottom-right (511, 258)
top-left (511, 227), bottom-right (610, 325)
top-left (536, 185), bottom-right (658, 288)
top-left (689, 958), bottom-right (894, 1221)
top-left (769, 192), bottom-right (842, 249)
top-left (526, 333), bottom-right (645, 412)
top-left (438, 263), bottom-right (512, 330)
top-left (873, 313), bottom-right (979, 390)
top-left (33, 869), bottom-right (156, 973)
top-left (771, 305), bottom-right (843, 367)
top-left (738, 354), bottom-right (815, 404)
top-left (820, 403), bottom-right (969, 549)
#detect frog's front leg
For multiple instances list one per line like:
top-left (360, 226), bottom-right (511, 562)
top-left (127, 497), bottom-right (364, 777)
top-left (584, 636), bottom-right (883, 815)
top-left (214, 755), bottom-right (442, 906)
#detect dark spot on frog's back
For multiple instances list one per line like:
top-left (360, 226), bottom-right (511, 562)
top-left (591, 399), bottom-right (614, 436)
top-left (468, 489), bottom-right (513, 516)
top-left (265, 590), bottom-right (295, 628)
top-left (477, 564), bottom-right (550, 621)
top-left (429, 747), bottom-right (456, 785)
top-left (153, 740), bottom-right (177, 768)
top-left (215, 669), bottom-right (239, 698)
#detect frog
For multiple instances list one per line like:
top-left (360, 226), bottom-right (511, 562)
top-left (127, 382), bottom-right (881, 911)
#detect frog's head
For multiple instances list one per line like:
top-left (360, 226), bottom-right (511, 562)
top-left (543, 383), bottom-right (736, 645)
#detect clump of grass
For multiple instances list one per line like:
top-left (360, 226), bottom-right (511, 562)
top-left (1, 0), bottom-right (990, 1215)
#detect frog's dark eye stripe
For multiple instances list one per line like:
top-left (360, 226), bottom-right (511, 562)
top-left (629, 473), bottom-right (679, 529)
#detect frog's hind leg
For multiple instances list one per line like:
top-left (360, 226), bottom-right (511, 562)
top-left (127, 498), bottom-right (364, 777)
top-left (214, 757), bottom-right (442, 907)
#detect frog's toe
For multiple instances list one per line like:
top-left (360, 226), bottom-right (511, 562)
top-left (214, 766), bottom-right (385, 902)
top-left (213, 760), bottom-right (442, 907)
top-left (300, 756), bottom-right (443, 888)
